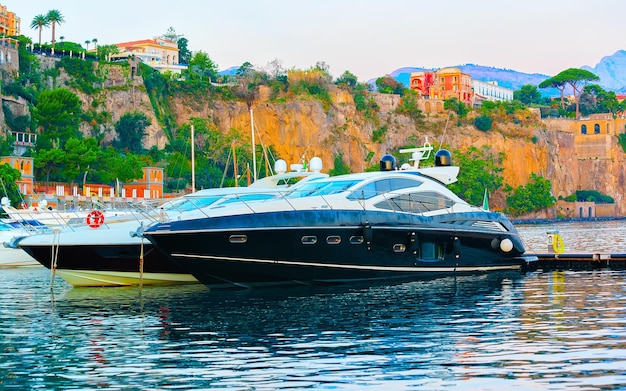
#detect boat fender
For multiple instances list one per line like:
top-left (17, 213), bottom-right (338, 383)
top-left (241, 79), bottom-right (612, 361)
top-left (500, 238), bottom-right (514, 253)
top-left (452, 237), bottom-right (461, 259)
top-left (407, 232), bottom-right (419, 254)
top-left (552, 233), bottom-right (565, 253)
top-left (363, 222), bottom-right (373, 248)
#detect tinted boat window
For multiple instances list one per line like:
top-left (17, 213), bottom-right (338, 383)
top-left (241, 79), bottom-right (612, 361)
top-left (348, 178), bottom-right (422, 200)
top-left (217, 193), bottom-right (277, 205)
top-left (374, 191), bottom-right (454, 213)
top-left (286, 180), bottom-right (360, 198)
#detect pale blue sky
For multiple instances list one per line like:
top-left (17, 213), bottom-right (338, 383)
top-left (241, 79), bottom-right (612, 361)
top-left (8, 0), bottom-right (625, 82)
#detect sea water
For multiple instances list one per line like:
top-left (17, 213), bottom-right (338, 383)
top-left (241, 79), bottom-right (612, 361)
top-left (0, 221), bottom-right (625, 390)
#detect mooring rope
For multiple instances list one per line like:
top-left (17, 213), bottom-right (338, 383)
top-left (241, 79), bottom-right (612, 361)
top-left (139, 237), bottom-right (144, 289)
top-left (50, 229), bottom-right (60, 291)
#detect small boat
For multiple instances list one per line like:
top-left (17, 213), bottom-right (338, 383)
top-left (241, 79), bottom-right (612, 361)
top-left (143, 144), bottom-right (537, 289)
top-left (14, 161), bottom-right (327, 287)
top-left (1, 198), bottom-right (137, 228)
top-left (0, 219), bottom-right (50, 267)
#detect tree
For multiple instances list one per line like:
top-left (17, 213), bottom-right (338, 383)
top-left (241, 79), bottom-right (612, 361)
top-left (84, 40), bottom-right (90, 51)
top-left (582, 84), bottom-right (620, 115)
top-left (96, 44), bottom-right (119, 61)
top-left (474, 115), bottom-right (493, 131)
top-left (444, 97), bottom-right (469, 117)
top-left (62, 137), bottom-right (100, 185)
top-left (33, 88), bottom-right (82, 149)
top-left (0, 134), bottom-right (15, 156)
top-left (177, 37), bottom-right (191, 64)
top-left (328, 153), bottom-right (351, 176)
top-left (335, 70), bottom-right (358, 89)
top-left (505, 173), bottom-right (556, 216)
top-left (375, 76), bottom-right (404, 95)
top-left (93, 147), bottom-right (143, 184)
top-left (113, 111), bottom-right (150, 153)
top-left (514, 84), bottom-right (541, 105)
top-left (540, 68), bottom-right (599, 118)
top-left (162, 26), bottom-right (182, 42)
top-left (0, 163), bottom-right (22, 209)
top-left (188, 51), bottom-right (219, 83)
top-left (448, 146), bottom-right (504, 206)
top-left (46, 9), bottom-right (64, 51)
top-left (33, 147), bottom-right (66, 186)
top-left (539, 77), bottom-right (567, 110)
top-left (30, 15), bottom-right (50, 49)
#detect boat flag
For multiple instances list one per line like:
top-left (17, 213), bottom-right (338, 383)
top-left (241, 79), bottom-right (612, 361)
top-left (482, 189), bottom-right (489, 211)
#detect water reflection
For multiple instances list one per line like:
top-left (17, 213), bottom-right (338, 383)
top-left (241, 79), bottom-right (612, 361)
top-left (1, 267), bottom-right (625, 389)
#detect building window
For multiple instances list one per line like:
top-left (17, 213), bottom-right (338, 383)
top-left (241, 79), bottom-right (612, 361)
top-left (594, 124), bottom-right (600, 134)
top-left (581, 124), bottom-right (587, 134)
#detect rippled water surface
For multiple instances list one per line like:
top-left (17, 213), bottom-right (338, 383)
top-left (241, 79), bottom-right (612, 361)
top-left (1, 221), bottom-right (626, 390)
top-left (516, 219), bottom-right (626, 254)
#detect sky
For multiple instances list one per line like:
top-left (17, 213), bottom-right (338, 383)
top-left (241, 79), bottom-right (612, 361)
top-left (7, 0), bottom-right (625, 82)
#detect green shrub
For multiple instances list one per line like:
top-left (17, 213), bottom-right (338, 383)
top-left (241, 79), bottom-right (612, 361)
top-left (474, 115), bottom-right (493, 131)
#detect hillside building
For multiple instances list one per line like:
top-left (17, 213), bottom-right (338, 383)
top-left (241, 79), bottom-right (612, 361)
top-left (110, 38), bottom-right (187, 74)
top-left (409, 67), bottom-right (474, 106)
top-left (472, 80), bottom-right (514, 105)
top-left (0, 4), bottom-right (19, 36)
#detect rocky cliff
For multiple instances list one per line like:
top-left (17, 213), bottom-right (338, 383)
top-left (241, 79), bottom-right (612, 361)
top-left (162, 83), bottom-right (626, 215)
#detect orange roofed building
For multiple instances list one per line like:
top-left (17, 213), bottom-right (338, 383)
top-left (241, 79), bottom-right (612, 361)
top-left (111, 38), bottom-right (187, 74)
top-left (409, 67), bottom-right (474, 106)
top-left (0, 4), bottom-right (20, 36)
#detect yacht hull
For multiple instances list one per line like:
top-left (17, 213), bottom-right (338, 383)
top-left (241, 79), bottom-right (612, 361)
top-left (19, 243), bottom-right (198, 287)
top-left (145, 210), bottom-right (534, 289)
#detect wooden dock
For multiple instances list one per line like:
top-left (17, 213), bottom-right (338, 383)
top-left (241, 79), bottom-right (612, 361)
top-left (526, 253), bottom-right (626, 271)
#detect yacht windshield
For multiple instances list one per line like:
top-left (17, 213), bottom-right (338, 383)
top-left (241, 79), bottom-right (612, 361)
top-left (160, 195), bottom-right (226, 212)
top-left (286, 180), bottom-right (360, 198)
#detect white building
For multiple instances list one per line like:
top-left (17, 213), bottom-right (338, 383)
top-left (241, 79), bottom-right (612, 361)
top-left (472, 80), bottom-right (514, 105)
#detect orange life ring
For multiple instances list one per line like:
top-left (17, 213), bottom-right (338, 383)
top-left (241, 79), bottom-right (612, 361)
top-left (86, 210), bottom-right (105, 228)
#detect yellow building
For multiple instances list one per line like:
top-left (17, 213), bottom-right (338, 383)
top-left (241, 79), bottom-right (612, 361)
top-left (0, 3), bottom-right (19, 36)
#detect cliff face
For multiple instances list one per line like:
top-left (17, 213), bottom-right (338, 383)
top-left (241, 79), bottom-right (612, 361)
top-left (163, 84), bottom-right (626, 214)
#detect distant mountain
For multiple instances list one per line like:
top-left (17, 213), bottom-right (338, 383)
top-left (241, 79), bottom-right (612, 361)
top-left (381, 50), bottom-right (626, 96)
top-left (581, 50), bottom-right (626, 93)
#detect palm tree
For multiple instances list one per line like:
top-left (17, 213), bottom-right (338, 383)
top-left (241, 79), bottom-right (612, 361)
top-left (46, 9), bottom-right (65, 50)
top-left (29, 14), bottom-right (49, 49)
top-left (84, 40), bottom-right (90, 51)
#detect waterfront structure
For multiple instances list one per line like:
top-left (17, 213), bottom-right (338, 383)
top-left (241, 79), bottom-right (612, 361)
top-left (472, 80), bottom-right (514, 104)
top-left (111, 38), bottom-right (187, 74)
top-left (409, 68), bottom-right (474, 106)
top-left (0, 4), bottom-right (19, 36)
top-left (123, 167), bottom-right (164, 199)
top-left (0, 155), bottom-right (164, 208)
